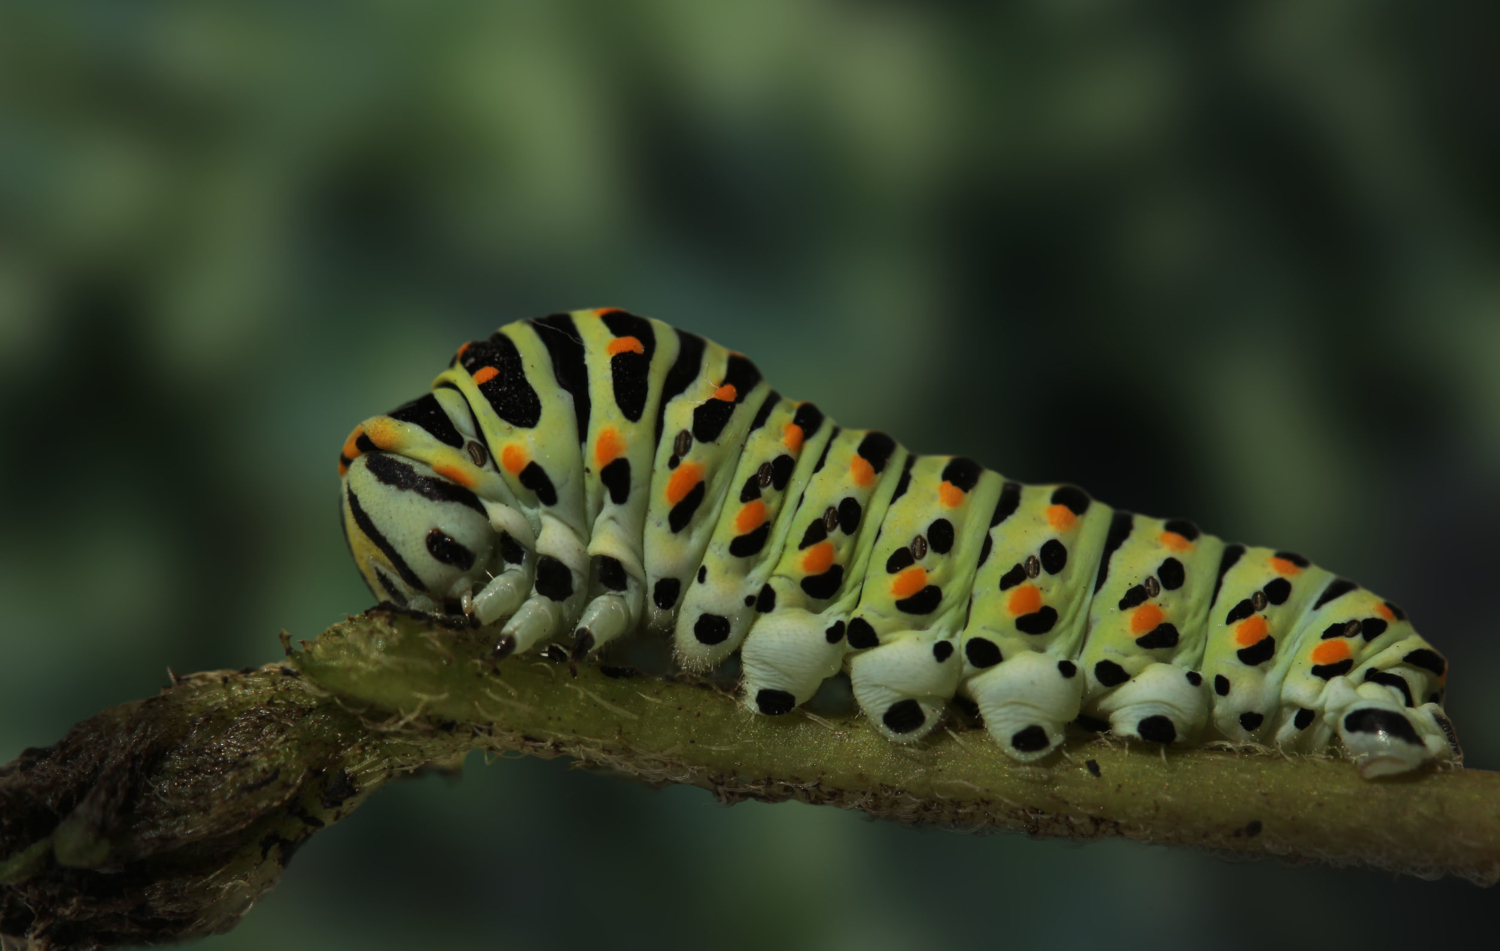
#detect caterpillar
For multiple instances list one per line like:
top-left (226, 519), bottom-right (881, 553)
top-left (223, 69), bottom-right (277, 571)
top-left (337, 308), bottom-right (1461, 779)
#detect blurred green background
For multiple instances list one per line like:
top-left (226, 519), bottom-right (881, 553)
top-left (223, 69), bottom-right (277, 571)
top-left (3, 1), bottom-right (1500, 947)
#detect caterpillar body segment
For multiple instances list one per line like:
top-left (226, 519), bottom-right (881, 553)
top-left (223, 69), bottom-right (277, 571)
top-left (337, 309), bottom-right (1461, 778)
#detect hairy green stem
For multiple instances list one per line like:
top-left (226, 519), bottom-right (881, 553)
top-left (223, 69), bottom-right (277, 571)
top-left (1, 609), bottom-right (1496, 948)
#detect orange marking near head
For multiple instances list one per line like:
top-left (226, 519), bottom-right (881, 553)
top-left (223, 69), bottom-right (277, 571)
top-left (940, 481), bottom-right (965, 508)
top-left (1311, 639), bottom-right (1352, 666)
top-left (713, 383), bottom-right (737, 402)
top-left (1234, 615), bottom-right (1269, 647)
top-left (801, 541), bottom-right (836, 575)
top-left (501, 444), bottom-right (528, 475)
top-left (341, 425), bottom-right (365, 461)
top-left (457, 342), bottom-right (471, 359)
top-left (1130, 603), bottom-right (1166, 635)
top-left (433, 462), bottom-right (478, 488)
top-left (606, 336), bottom-right (644, 357)
top-left (1268, 557), bottom-right (1303, 576)
top-left (666, 462), bottom-right (704, 506)
top-left (1046, 504), bottom-right (1076, 531)
top-left (735, 500), bottom-right (767, 534)
top-left (1158, 531), bottom-right (1193, 552)
top-left (892, 566), bottom-right (928, 599)
top-left (473, 366), bottom-right (499, 385)
top-left (1008, 583), bottom-right (1043, 616)
top-left (595, 427), bottom-right (625, 468)
top-left (783, 423), bottom-right (805, 453)
top-left (1375, 602), bottom-right (1396, 621)
top-left (851, 455), bottom-right (876, 487)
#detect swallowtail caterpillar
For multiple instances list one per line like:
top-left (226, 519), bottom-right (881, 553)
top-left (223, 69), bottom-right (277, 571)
top-left (337, 309), bottom-right (1461, 778)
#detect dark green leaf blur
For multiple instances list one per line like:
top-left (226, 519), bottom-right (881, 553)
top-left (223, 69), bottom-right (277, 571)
top-left (2, 2), bottom-right (1497, 948)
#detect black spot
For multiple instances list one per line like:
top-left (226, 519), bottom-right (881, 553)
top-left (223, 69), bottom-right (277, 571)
top-left (770, 453), bottom-right (796, 490)
top-left (1236, 635), bottom-right (1275, 666)
top-left (460, 332), bottom-right (542, 428)
top-left (345, 487), bottom-right (426, 591)
top-left (1212, 544), bottom-right (1246, 605)
top-left (1273, 550), bottom-right (1310, 568)
top-left (1059, 660), bottom-right (1078, 678)
top-left (999, 563), bottom-right (1027, 590)
top-left (891, 456), bottom-right (916, 501)
top-left (654, 330), bottom-right (705, 441)
top-left (518, 462), bottom-right (558, 506)
top-left (800, 566), bottom-right (844, 600)
top-left (1039, 539), bottom-right (1068, 575)
top-left (1050, 484), bottom-right (1091, 515)
top-left (992, 482), bottom-right (1022, 525)
top-left (1118, 585), bottom-right (1149, 610)
top-left (744, 595), bottom-right (755, 606)
top-left (1311, 659), bottom-right (1354, 680)
top-left (597, 557), bottom-right (627, 591)
top-left (1225, 599), bottom-right (1255, 625)
top-left (1011, 725), bottom-right (1051, 752)
top-left (857, 432), bottom-right (898, 473)
top-left (1214, 675), bottom-right (1230, 696)
top-left (825, 620), bottom-right (846, 644)
top-left (729, 524), bottom-right (770, 558)
top-left (528, 313), bottom-right (591, 441)
top-left (1365, 669), bottom-right (1414, 707)
top-left (756, 689), bottom-right (796, 716)
top-left (847, 617), bottom-right (879, 649)
top-left (653, 578), bottom-right (680, 610)
top-left (792, 402), bottom-right (825, 437)
top-left (1086, 759), bottom-right (1102, 777)
top-left (600, 310), bottom-right (657, 422)
top-left (1015, 607), bottom-right (1058, 635)
top-left (1322, 620), bottom-right (1359, 640)
top-left (882, 699), bottom-right (926, 735)
top-left (749, 391), bottom-right (779, 431)
top-left (1136, 623), bottom-right (1179, 650)
top-left (896, 585), bottom-right (943, 615)
top-left (941, 457), bottom-right (982, 492)
top-left (1239, 711), bottom-right (1265, 731)
top-left (933, 641), bottom-right (954, 662)
top-left (1262, 577), bottom-right (1291, 605)
top-left (756, 584), bottom-right (777, 613)
top-left (386, 393), bottom-right (463, 447)
top-left (424, 529), bottom-right (474, 570)
top-left (1094, 660), bottom-right (1129, 687)
top-left (534, 556), bottom-right (573, 602)
top-left (799, 518), bottom-right (828, 549)
top-left (697, 565), bottom-right (707, 583)
top-left (692, 400), bottom-right (736, 444)
top-left (838, 497), bottom-right (863, 534)
top-left (978, 535), bottom-right (993, 567)
top-left (739, 474), bottom-right (763, 503)
top-left (1313, 578), bottom-right (1359, 610)
top-left (1157, 557), bottom-right (1185, 591)
top-left (1137, 716), bottom-right (1176, 744)
top-left (812, 430), bottom-right (838, 472)
top-left (965, 637), bottom-right (1001, 668)
top-left (1403, 649), bottom-right (1446, 677)
top-left (1095, 511), bottom-right (1135, 592)
top-left (668, 482), bottom-right (706, 533)
top-left (600, 458), bottom-right (631, 505)
top-left (1361, 618), bottom-right (1388, 641)
top-left (1294, 707), bottom-right (1315, 730)
top-left (498, 533), bottom-right (525, 565)
top-left (1383, 601), bottom-right (1407, 621)
top-left (1185, 670), bottom-right (1202, 686)
top-left (1343, 708), bottom-right (1421, 745)
top-left (886, 547), bottom-right (915, 573)
top-left (913, 522), bottom-right (950, 559)
top-left (363, 453), bottom-right (487, 515)
top-left (694, 614), bottom-right (731, 645)
top-left (1163, 519), bottom-right (1200, 541)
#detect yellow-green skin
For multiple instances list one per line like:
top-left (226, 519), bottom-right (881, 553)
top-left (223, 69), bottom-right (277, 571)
top-left (336, 309), bottom-right (1460, 778)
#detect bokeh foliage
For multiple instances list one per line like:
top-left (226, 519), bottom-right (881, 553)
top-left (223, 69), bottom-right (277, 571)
top-left (2, 1), bottom-right (1498, 948)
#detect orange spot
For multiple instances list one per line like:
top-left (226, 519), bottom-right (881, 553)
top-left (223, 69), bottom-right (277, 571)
top-left (783, 423), bottom-right (804, 453)
top-left (1008, 583), bottom-right (1043, 616)
top-left (801, 541), bottom-right (836, 575)
top-left (735, 500), bottom-right (767, 534)
top-left (1046, 504), bottom-right (1076, 531)
top-left (594, 427), bottom-right (625, 468)
top-left (596, 307), bottom-right (619, 316)
top-left (1234, 615), bottom-right (1269, 647)
top-left (433, 462), bottom-right (478, 488)
top-left (892, 566), bottom-right (928, 599)
top-left (713, 383), bottom-right (737, 402)
top-left (1130, 604), bottom-right (1165, 635)
top-left (1159, 531), bottom-right (1193, 552)
top-left (501, 445), bottom-right (528, 474)
top-left (606, 336), bottom-right (644, 357)
top-left (851, 455), bottom-right (876, 487)
top-left (939, 481), bottom-right (965, 508)
top-left (666, 462), bottom-right (704, 506)
top-left (1268, 557), bottom-right (1303, 576)
top-left (473, 366), bottom-right (499, 385)
top-left (341, 425), bottom-right (365, 461)
top-left (1311, 639), bottom-right (1352, 666)
top-left (457, 342), bottom-right (471, 359)
top-left (1375, 602), bottom-right (1396, 621)
top-left (338, 459), bottom-right (349, 477)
